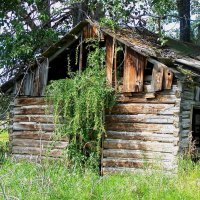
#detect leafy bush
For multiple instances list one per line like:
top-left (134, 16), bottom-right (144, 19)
top-left (0, 129), bottom-right (9, 164)
top-left (46, 44), bottom-right (115, 166)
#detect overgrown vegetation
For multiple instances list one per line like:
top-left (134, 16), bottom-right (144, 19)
top-left (0, 158), bottom-right (199, 200)
top-left (0, 129), bottom-right (9, 164)
top-left (46, 44), bottom-right (115, 166)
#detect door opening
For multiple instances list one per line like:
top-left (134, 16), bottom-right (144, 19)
top-left (192, 108), bottom-right (200, 150)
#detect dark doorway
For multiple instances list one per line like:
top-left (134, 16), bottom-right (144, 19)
top-left (192, 108), bottom-right (200, 148)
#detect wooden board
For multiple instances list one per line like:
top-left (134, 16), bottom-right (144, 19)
top-left (12, 139), bottom-right (68, 149)
top-left (105, 131), bottom-right (179, 143)
top-left (106, 123), bottom-right (178, 134)
top-left (110, 103), bottom-right (179, 115)
top-left (106, 114), bottom-right (178, 124)
top-left (13, 123), bottom-right (55, 131)
top-left (12, 146), bottom-right (63, 157)
top-left (10, 131), bottom-right (68, 141)
top-left (106, 35), bottom-right (114, 85)
top-left (13, 115), bottom-right (54, 123)
top-left (14, 97), bottom-right (47, 106)
top-left (103, 149), bottom-right (175, 161)
top-left (123, 47), bottom-right (145, 92)
top-left (103, 139), bottom-right (179, 153)
top-left (163, 68), bottom-right (173, 89)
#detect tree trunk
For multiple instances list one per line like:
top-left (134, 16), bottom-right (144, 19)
top-left (177, 0), bottom-right (191, 42)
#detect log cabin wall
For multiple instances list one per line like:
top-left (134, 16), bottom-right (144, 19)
top-left (10, 97), bottom-right (68, 161)
top-left (179, 82), bottom-right (200, 156)
top-left (102, 85), bottom-right (181, 174)
top-left (102, 40), bottom-right (181, 174)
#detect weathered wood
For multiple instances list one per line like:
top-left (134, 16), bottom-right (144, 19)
top-left (195, 86), bottom-right (200, 101)
top-left (13, 105), bottom-right (52, 115)
top-left (13, 115), bottom-right (54, 123)
top-left (83, 24), bottom-right (98, 38)
top-left (106, 35), bottom-right (114, 85)
top-left (123, 47), bottom-right (145, 92)
top-left (103, 149), bottom-right (175, 161)
top-left (12, 139), bottom-right (68, 149)
top-left (103, 139), bottom-right (179, 153)
top-left (106, 122), bottom-right (178, 134)
top-left (102, 158), bottom-right (176, 169)
top-left (106, 114), bottom-right (177, 124)
top-left (163, 68), bottom-right (173, 89)
top-left (12, 146), bottom-right (63, 157)
top-left (10, 131), bottom-right (68, 141)
top-left (151, 61), bottom-right (164, 92)
top-left (117, 93), bottom-right (178, 104)
top-left (110, 103), bottom-right (179, 115)
top-left (14, 97), bottom-right (47, 106)
top-left (105, 131), bottom-right (179, 142)
top-left (13, 123), bottom-right (55, 131)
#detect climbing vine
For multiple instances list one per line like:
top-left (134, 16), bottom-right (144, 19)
top-left (46, 44), bottom-right (116, 166)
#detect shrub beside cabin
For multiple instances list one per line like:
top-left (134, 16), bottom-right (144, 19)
top-left (1, 20), bottom-right (200, 174)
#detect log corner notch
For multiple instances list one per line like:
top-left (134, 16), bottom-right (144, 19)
top-left (148, 58), bottom-right (173, 92)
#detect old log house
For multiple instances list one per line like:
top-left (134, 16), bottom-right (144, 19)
top-left (1, 19), bottom-right (200, 175)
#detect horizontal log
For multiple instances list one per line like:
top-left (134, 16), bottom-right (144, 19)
top-left (12, 146), bottom-right (63, 157)
top-left (102, 158), bottom-right (176, 169)
top-left (103, 149), bottom-right (175, 161)
top-left (102, 166), bottom-right (176, 175)
top-left (10, 131), bottom-right (68, 141)
top-left (117, 94), bottom-right (178, 104)
top-left (13, 105), bottom-right (53, 115)
top-left (13, 123), bottom-right (55, 131)
top-left (11, 139), bottom-right (68, 149)
top-left (103, 139), bottom-right (179, 153)
top-left (13, 115), bottom-right (54, 123)
top-left (110, 103), bottom-right (180, 115)
top-left (15, 97), bottom-right (47, 106)
top-left (106, 114), bottom-right (178, 124)
top-left (105, 123), bottom-right (178, 134)
top-left (12, 154), bottom-right (58, 162)
top-left (105, 131), bottom-right (179, 142)
top-left (144, 84), bottom-right (178, 94)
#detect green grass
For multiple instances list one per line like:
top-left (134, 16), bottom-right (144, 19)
top-left (0, 130), bottom-right (8, 142)
top-left (0, 159), bottom-right (199, 200)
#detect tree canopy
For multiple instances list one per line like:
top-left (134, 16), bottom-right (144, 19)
top-left (0, 0), bottom-right (200, 84)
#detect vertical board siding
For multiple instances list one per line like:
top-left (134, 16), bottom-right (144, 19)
top-left (123, 47), bottom-right (145, 92)
top-left (10, 97), bottom-right (68, 160)
top-left (14, 59), bottom-right (49, 96)
top-left (102, 85), bottom-right (181, 175)
top-left (106, 36), bottom-right (114, 86)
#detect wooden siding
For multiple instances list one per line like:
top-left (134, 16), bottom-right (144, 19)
top-left (10, 97), bottom-right (68, 160)
top-left (179, 82), bottom-right (200, 157)
top-left (102, 84), bottom-right (181, 175)
top-left (14, 59), bottom-right (49, 96)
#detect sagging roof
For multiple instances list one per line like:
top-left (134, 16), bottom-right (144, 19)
top-left (1, 19), bottom-right (200, 93)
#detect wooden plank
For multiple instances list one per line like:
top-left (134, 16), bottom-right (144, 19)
top-left (13, 115), bottom-right (54, 123)
top-left (103, 139), bottom-right (179, 153)
top-left (163, 68), bottom-right (173, 89)
top-left (117, 94), bottom-right (178, 104)
top-left (110, 103), bottom-right (180, 115)
top-left (14, 97), bottom-right (47, 106)
top-left (106, 35), bottom-right (114, 85)
top-left (11, 139), bottom-right (68, 149)
top-left (151, 62), bottom-right (164, 92)
top-left (106, 114), bottom-right (177, 124)
top-left (13, 105), bottom-right (52, 115)
top-left (106, 123), bottom-right (177, 134)
top-left (12, 146), bottom-right (63, 157)
top-left (102, 158), bottom-right (176, 169)
top-left (123, 47), bottom-right (145, 92)
top-left (103, 149), bottom-right (175, 161)
top-left (10, 131), bottom-right (68, 141)
top-left (13, 123), bottom-right (55, 131)
top-left (105, 131), bottom-right (179, 142)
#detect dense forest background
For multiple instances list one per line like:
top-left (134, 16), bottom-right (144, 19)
top-left (0, 0), bottom-right (200, 84)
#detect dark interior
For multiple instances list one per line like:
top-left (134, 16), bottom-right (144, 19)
top-left (192, 108), bottom-right (200, 148)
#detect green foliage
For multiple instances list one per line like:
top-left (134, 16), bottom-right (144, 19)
top-left (46, 44), bottom-right (115, 163)
top-left (0, 158), bottom-right (199, 199)
top-left (0, 129), bottom-right (9, 164)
